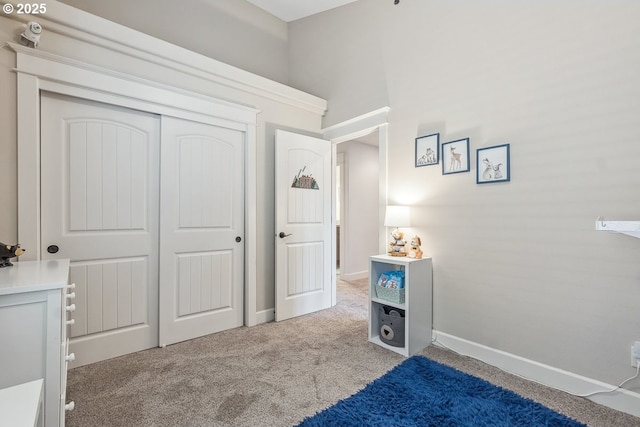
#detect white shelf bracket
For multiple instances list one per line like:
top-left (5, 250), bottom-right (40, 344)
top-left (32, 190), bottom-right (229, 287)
top-left (595, 217), bottom-right (640, 239)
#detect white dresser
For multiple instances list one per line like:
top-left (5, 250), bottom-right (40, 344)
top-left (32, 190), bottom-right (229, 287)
top-left (0, 259), bottom-right (74, 427)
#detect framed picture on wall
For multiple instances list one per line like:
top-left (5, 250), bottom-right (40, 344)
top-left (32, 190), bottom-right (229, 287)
top-left (415, 133), bottom-right (439, 167)
top-left (477, 143), bottom-right (510, 184)
top-left (442, 138), bottom-right (470, 175)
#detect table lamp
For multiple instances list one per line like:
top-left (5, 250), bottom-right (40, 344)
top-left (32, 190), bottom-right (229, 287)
top-left (384, 206), bottom-right (410, 256)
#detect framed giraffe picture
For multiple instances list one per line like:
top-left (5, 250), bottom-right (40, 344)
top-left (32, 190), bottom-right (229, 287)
top-left (442, 138), bottom-right (470, 175)
top-left (476, 143), bottom-right (511, 184)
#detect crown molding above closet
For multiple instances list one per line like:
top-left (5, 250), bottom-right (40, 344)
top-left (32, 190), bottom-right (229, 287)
top-left (1, 0), bottom-right (327, 116)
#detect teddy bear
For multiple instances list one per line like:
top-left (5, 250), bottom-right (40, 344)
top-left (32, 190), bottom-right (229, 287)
top-left (0, 243), bottom-right (26, 267)
top-left (406, 236), bottom-right (423, 259)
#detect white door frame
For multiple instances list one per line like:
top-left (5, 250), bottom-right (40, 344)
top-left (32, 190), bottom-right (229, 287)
top-left (11, 43), bottom-right (261, 327)
top-left (322, 107), bottom-right (391, 283)
top-left (335, 151), bottom-right (345, 279)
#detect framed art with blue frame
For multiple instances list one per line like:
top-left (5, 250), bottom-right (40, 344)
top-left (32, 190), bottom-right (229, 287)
top-left (477, 143), bottom-right (510, 184)
top-left (442, 138), bottom-right (470, 175)
top-left (415, 133), bottom-right (439, 167)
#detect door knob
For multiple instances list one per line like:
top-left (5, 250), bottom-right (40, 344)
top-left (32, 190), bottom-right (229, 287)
top-left (47, 245), bottom-right (59, 254)
top-left (235, 236), bottom-right (242, 242)
top-left (278, 232), bottom-right (292, 239)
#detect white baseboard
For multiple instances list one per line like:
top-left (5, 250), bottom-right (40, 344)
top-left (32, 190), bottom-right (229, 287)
top-left (255, 308), bottom-right (275, 325)
top-left (432, 330), bottom-right (640, 418)
top-left (339, 270), bottom-right (368, 281)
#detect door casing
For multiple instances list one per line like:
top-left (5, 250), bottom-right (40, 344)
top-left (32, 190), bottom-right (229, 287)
top-left (322, 108), bottom-right (391, 258)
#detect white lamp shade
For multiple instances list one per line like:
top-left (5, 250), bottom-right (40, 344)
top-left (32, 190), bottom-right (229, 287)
top-left (384, 205), bottom-right (411, 227)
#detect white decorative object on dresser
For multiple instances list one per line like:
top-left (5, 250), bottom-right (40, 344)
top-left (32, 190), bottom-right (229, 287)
top-left (369, 254), bottom-right (433, 357)
top-left (0, 259), bottom-right (74, 427)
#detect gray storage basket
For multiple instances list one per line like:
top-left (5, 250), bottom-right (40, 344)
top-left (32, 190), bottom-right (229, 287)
top-left (375, 283), bottom-right (405, 304)
top-left (379, 305), bottom-right (405, 347)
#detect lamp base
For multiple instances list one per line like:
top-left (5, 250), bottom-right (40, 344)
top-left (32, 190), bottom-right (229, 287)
top-left (388, 251), bottom-right (407, 257)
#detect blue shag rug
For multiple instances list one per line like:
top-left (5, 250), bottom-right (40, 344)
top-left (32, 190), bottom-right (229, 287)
top-left (297, 356), bottom-right (586, 427)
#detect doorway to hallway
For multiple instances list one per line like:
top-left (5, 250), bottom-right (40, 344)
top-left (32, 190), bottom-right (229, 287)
top-left (323, 106), bottom-right (390, 311)
top-left (335, 130), bottom-right (379, 284)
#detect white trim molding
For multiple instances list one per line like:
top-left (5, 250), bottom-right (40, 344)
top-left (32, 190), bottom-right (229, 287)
top-left (432, 330), bottom-right (640, 418)
top-left (340, 271), bottom-right (369, 281)
top-left (255, 308), bottom-right (275, 325)
top-left (322, 107), bottom-right (391, 143)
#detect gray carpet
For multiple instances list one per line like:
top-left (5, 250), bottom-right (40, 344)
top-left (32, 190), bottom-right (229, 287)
top-left (66, 279), bottom-right (640, 427)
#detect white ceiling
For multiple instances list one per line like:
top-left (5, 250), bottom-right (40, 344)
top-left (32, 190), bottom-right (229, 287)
top-left (247, 0), bottom-right (358, 22)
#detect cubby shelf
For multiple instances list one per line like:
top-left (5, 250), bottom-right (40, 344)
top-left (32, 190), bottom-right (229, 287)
top-left (368, 254), bottom-right (432, 357)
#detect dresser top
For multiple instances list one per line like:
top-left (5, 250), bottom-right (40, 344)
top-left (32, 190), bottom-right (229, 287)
top-left (0, 259), bottom-right (70, 295)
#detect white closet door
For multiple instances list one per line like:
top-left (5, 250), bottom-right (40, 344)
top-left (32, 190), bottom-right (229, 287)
top-left (159, 116), bottom-right (245, 346)
top-left (40, 92), bottom-right (160, 367)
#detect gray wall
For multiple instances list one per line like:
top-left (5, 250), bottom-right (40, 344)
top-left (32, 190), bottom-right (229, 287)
top-left (0, 19), bottom-right (18, 243)
top-left (58, 0), bottom-right (289, 84)
top-left (289, 1), bottom-right (640, 385)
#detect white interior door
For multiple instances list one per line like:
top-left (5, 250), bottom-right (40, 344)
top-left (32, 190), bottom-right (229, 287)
top-left (41, 92), bottom-right (160, 367)
top-left (159, 116), bottom-right (244, 346)
top-left (275, 130), bottom-right (333, 321)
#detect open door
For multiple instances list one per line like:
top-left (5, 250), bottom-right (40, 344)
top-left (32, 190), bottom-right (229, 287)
top-left (275, 130), bottom-right (333, 321)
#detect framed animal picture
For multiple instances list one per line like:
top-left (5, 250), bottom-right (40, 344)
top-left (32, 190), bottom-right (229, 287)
top-left (442, 138), bottom-right (470, 175)
top-left (477, 143), bottom-right (510, 184)
top-left (415, 133), bottom-right (439, 167)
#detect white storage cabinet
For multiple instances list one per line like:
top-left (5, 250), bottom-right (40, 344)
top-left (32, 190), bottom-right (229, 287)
top-left (0, 259), bottom-right (74, 427)
top-left (369, 254), bottom-right (432, 356)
